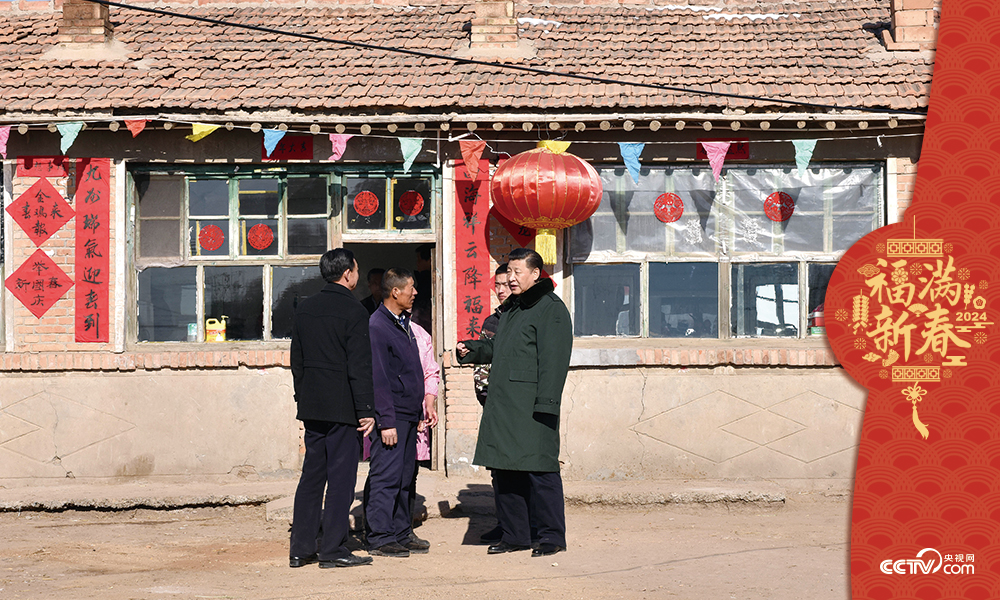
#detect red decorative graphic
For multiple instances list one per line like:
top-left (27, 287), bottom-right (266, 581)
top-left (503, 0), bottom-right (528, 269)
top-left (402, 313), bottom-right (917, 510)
top-left (695, 138), bottom-right (749, 160)
top-left (4, 249), bottom-right (73, 318)
top-left (763, 191), bottom-right (795, 222)
top-left (353, 191), bottom-right (379, 217)
top-left (247, 223), bottom-right (274, 250)
top-left (455, 159), bottom-right (491, 342)
top-left (75, 158), bottom-right (111, 343)
top-left (824, 4), bottom-right (1000, 599)
top-left (16, 156), bottom-right (69, 178)
top-left (261, 134), bottom-right (313, 161)
top-left (653, 193), bottom-right (684, 223)
top-left (199, 224), bottom-right (225, 251)
top-left (6, 177), bottom-right (75, 246)
top-left (398, 190), bottom-right (425, 216)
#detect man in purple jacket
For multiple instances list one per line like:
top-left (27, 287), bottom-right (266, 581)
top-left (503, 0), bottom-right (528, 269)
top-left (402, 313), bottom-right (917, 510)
top-left (364, 267), bottom-right (427, 558)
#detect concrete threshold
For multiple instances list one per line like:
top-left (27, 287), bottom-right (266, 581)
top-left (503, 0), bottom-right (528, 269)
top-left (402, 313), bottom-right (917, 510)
top-left (0, 470), bottom-right (784, 515)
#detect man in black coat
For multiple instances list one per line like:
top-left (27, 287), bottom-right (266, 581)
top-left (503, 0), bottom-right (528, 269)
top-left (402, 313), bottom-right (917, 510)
top-left (289, 248), bottom-right (376, 569)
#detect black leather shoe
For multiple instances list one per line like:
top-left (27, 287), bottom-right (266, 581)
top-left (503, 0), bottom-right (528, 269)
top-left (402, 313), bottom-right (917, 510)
top-left (369, 542), bottom-right (410, 557)
top-left (289, 554), bottom-right (318, 568)
top-left (531, 544), bottom-right (566, 557)
top-left (404, 537), bottom-right (430, 554)
top-left (487, 541), bottom-right (531, 554)
top-left (479, 525), bottom-right (503, 544)
top-left (319, 553), bottom-right (373, 568)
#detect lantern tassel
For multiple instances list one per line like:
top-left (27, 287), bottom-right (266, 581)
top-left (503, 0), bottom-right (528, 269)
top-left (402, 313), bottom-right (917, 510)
top-left (535, 228), bottom-right (558, 265)
top-left (912, 404), bottom-right (930, 440)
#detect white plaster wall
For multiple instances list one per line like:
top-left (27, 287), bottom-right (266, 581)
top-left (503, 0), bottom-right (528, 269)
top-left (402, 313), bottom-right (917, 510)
top-left (0, 368), bottom-right (300, 483)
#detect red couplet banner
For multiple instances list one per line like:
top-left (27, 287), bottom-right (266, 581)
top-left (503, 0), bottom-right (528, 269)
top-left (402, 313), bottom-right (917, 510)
top-left (74, 158), bottom-right (110, 343)
top-left (454, 159), bottom-right (491, 342)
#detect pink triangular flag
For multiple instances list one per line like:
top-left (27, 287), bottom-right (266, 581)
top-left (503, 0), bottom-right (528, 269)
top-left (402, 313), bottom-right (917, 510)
top-left (0, 125), bottom-right (10, 159)
top-left (125, 119), bottom-right (147, 138)
top-left (701, 141), bottom-right (731, 181)
top-left (459, 140), bottom-right (487, 179)
top-left (328, 134), bottom-right (353, 161)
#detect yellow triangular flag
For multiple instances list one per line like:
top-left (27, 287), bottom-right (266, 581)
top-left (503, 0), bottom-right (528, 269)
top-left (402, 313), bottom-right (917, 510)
top-left (537, 140), bottom-right (571, 154)
top-left (185, 124), bottom-right (221, 142)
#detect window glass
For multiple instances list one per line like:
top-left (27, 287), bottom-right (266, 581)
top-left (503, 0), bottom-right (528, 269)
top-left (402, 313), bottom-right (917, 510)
top-left (138, 267), bottom-right (197, 342)
top-left (807, 263), bottom-right (837, 335)
top-left (569, 170), bottom-right (618, 258)
top-left (271, 266), bottom-right (326, 339)
top-left (731, 263), bottom-right (799, 337)
top-left (136, 175), bottom-right (183, 218)
top-left (288, 177), bottom-right (327, 215)
top-left (288, 219), bottom-right (327, 255)
top-left (649, 263), bottom-right (718, 338)
top-left (238, 178), bottom-right (280, 216)
top-left (346, 177), bottom-right (386, 229)
top-left (573, 264), bottom-right (641, 336)
top-left (188, 179), bottom-right (229, 216)
top-left (204, 266), bottom-right (264, 341)
top-left (393, 178), bottom-right (432, 230)
top-left (140, 220), bottom-right (181, 258)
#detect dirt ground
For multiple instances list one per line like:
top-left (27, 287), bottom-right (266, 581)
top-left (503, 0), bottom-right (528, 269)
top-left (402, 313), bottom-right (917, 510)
top-left (0, 493), bottom-right (850, 600)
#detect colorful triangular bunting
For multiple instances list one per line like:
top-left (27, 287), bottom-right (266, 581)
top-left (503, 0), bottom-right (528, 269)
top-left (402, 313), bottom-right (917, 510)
top-left (124, 119), bottom-right (147, 138)
top-left (701, 141), bottom-right (731, 182)
top-left (56, 122), bottom-right (84, 154)
top-left (618, 142), bottom-right (645, 184)
top-left (459, 140), bottom-right (487, 179)
top-left (399, 138), bottom-right (424, 173)
top-left (793, 139), bottom-right (818, 177)
top-left (185, 123), bottom-right (220, 143)
top-left (0, 125), bottom-right (9, 159)
top-left (263, 129), bottom-right (286, 157)
top-left (328, 134), bottom-right (353, 161)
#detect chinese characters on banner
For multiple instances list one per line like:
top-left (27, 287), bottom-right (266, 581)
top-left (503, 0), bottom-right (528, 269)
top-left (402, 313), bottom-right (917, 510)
top-left (261, 135), bottom-right (314, 161)
top-left (455, 159), bottom-right (490, 341)
top-left (841, 238), bottom-right (988, 438)
top-left (74, 158), bottom-right (110, 342)
top-left (4, 249), bottom-right (74, 318)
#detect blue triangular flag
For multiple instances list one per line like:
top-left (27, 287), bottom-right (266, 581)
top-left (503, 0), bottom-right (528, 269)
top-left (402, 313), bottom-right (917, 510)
top-left (793, 139), bottom-right (818, 177)
top-left (399, 138), bottom-right (424, 173)
top-left (263, 129), bottom-right (286, 157)
top-left (57, 122), bottom-right (84, 154)
top-left (618, 142), bottom-right (645, 184)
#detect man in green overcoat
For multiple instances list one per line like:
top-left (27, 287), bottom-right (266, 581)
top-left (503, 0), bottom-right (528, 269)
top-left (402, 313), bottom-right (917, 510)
top-left (457, 248), bottom-right (573, 557)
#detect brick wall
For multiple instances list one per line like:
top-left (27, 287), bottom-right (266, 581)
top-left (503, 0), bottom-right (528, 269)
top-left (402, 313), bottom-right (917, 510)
top-left (5, 161), bottom-right (119, 353)
top-left (893, 156), bottom-right (918, 223)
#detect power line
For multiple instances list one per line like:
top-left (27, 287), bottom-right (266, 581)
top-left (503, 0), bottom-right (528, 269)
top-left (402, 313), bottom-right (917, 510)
top-left (84, 0), bottom-right (928, 118)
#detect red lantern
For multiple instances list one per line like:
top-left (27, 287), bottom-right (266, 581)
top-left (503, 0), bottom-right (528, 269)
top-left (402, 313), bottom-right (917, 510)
top-left (490, 144), bottom-right (603, 264)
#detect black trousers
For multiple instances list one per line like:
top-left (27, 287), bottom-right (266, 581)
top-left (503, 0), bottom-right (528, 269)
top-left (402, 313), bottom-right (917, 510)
top-left (364, 420), bottom-right (418, 549)
top-left (493, 469), bottom-right (566, 548)
top-left (290, 420), bottom-right (360, 560)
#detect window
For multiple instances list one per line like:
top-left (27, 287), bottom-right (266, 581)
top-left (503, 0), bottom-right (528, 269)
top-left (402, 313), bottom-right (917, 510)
top-left (569, 163), bottom-right (882, 338)
top-left (132, 166), bottom-right (436, 343)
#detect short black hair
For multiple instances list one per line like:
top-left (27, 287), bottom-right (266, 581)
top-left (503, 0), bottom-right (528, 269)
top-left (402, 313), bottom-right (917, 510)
top-left (416, 243), bottom-right (434, 261)
top-left (367, 268), bottom-right (385, 283)
top-left (508, 248), bottom-right (543, 272)
top-left (382, 267), bottom-right (414, 297)
top-left (495, 263), bottom-right (508, 276)
top-left (320, 248), bottom-right (355, 283)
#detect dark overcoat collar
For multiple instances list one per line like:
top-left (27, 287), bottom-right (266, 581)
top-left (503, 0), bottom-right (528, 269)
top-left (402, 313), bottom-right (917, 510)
top-left (509, 277), bottom-right (554, 309)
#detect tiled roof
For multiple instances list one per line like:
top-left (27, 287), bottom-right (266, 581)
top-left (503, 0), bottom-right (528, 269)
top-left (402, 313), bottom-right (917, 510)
top-left (0, 1), bottom-right (932, 117)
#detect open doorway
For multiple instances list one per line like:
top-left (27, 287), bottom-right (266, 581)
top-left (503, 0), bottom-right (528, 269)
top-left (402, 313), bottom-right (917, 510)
top-left (344, 242), bottom-right (434, 334)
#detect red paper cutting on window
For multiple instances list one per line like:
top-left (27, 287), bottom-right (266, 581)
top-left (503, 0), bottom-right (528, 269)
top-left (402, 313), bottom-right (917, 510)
top-left (653, 193), bottom-right (684, 223)
top-left (247, 223), bottom-right (274, 250)
top-left (354, 191), bottom-right (379, 217)
top-left (4, 248), bottom-right (74, 319)
top-left (764, 191), bottom-right (795, 222)
top-left (5, 177), bottom-right (75, 246)
top-left (398, 190), bottom-right (425, 216)
top-left (199, 224), bottom-right (225, 251)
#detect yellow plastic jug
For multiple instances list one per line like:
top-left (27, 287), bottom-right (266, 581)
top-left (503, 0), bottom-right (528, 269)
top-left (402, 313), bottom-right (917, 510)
top-left (205, 316), bottom-right (228, 342)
